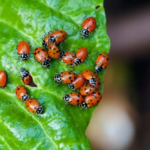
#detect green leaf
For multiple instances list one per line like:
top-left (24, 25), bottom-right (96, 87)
top-left (0, 0), bottom-right (110, 149)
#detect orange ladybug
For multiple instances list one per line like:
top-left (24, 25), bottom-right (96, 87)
top-left (0, 70), bottom-right (7, 87)
top-left (80, 83), bottom-right (96, 96)
top-left (48, 43), bottom-right (60, 59)
top-left (42, 33), bottom-right (52, 48)
top-left (82, 70), bottom-right (97, 87)
top-left (81, 17), bottom-right (96, 38)
top-left (20, 68), bottom-right (32, 85)
top-left (62, 51), bottom-right (76, 65)
top-left (15, 86), bottom-right (29, 101)
top-left (34, 47), bottom-right (50, 68)
top-left (63, 93), bottom-right (84, 105)
top-left (54, 71), bottom-right (77, 84)
top-left (49, 30), bottom-right (67, 45)
top-left (17, 40), bottom-right (30, 60)
top-left (80, 91), bottom-right (102, 108)
top-left (25, 98), bottom-right (43, 114)
top-left (74, 47), bottom-right (88, 65)
top-left (95, 53), bottom-right (109, 73)
top-left (68, 74), bottom-right (86, 90)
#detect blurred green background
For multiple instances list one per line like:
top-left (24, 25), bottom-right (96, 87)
top-left (86, 0), bottom-right (150, 149)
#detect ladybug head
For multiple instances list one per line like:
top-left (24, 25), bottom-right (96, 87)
top-left (22, 94), bottom-right (29, 101)
top-left (81, 29), bottom-right (89, 38)
top-left (36, 106), bottom-right (44, 114)
top-left (59, 51), bottom-right (65, 59)
top-left (95, 65), bottom-right (103, 73)
top-left (49, 36), bottom-right (56, 44)
top-left (74, 58), bottom-right (81, 66)
top-left (54, 74), bottom-right (61, 82)
top-left (42, 59), bottom-right (50, 68)
top-left (21, 53), bottom-right (29, 60)
top-left (42, 40), bottom-right (47, 48)
top-left (89, 77), bottom-right (97, 87)
top-left (68, 83), bottom-right (74, 90)
top-left (63, 94), bottom-right (70, 102)
top-left (20, 68), bottom-right (29, 78)
top-left (80, 102), bottom-right (88, 109)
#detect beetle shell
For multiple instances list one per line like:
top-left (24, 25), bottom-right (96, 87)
top-left (80, 83), bottom-right (96, 96)
top-left (23, 75), bottom-right (33, 85)
top-left (62, 51), bottom-right (76, 65)
top-left (15, 86), bottom-right (29, 101)
top-left (95, 53), bottom-right (109, 73)
top-left (49, 30), bottom-right (67, 45)
top-left (17, 41), bottom-right (30, 60)
top-left (54, 71), bottom-right (77, 83)
top-left (68, 74), bottom-right (86, 90)
top-left (48, 43), bottom-right (60, 59)
top-left (63, 93), bottom-right (85, 105)
top-left (34, 47), bottom-right (50, 68)
top-left (0, 70), bottom-right (7, 87)
top-left (82, 17), bottom-right (96, 33)
top-left (81, 91), bottom-right (102, 108)
top-left (25, 99), bottom-right (43, 114)
top-left (74, 47), bottom-right (88, 65)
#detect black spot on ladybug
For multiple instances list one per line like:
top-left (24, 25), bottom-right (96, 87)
top-left (70, 60), bottom-right (72, 62)
top-left (56, 51), bottom-right (59, 53)
top-left (97, 100), bottom-right (99, 103)
top-left (107, 58), bottom-right (109, 60)
top-left (86, 92), bottom-right (88, 94)
top-left (98, 83), bottom-right (100, 85)
top-left (70, 63), bottom-right (73, 65)
top-left (35, 48), bottom-right (38, 50)
top-left (95, 5), bottom-right (100, 9)
top-left (63, 35), bottom-right (65, 37)
top-left (98, 92), bottom-right (100, 95)
top-left (78, 95), bottom-right (80, 97)
top-left (34, 52), bottom-right (36, 55)
top-left (93, 22), bottom-right (94, 23)
top-left (71, 80), bottom-right (73, 82)
top-left (61, 31), bottom-right (63, 33)
top-left (90, 100), bottom-right (92, 102)
top-left (84, 88), bottom-right (86, 90)
top-left (38, 51), bottom-right (40, 54)
top-left (42, 49), bottom-right (45, 51)
top-left (17, 88), bottom-right (20, 90)
top-left (92, 103), bottom-right (94, 105)
top-left (69, 72), bottom-right (71, 74)
top-left (30, 101), bottom-right (32, 103)
top-left (69, 76), bottom-right (71, 79)
top-left (53, 53), bottom-right (55, 55)
top-left (77, 100), bottom-right (79, 102)
top-left (54, 48), bottom-right (56, 50)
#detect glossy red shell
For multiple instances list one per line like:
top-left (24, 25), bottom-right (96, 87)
top-left (17, 40), bottom-right (30, 55)
top-left (0, 70), bottom-right (7, 87)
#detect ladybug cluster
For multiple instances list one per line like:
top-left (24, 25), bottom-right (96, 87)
top-left (0, 16), bottom-right (109, 114)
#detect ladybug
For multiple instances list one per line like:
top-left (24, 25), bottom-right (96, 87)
top-left (48, 43), bottom-right (60, 59)
top-left (63, 93), bottom-right (84, 105)
top-left (80, 83), bottom-right (96, 96)
top-left (68, 74), bottom-right (86, 90)
top-left (95, 53), bottom-right (109, 73)
top-left (15, 86), bottom-right (29, 101)
top-left (34, 47), bottom-right (50, 68)
top-left (17, 40), bottom-right (30, 60)
top-left (82, 70), bottom-right (97, 87)
top-left (20, 68), bottom-right (32, 85)
top-left (0, 70), bottom-right (7, 88)
top-left (42, 33), bottom-right (52, 48)
top-left (74, 47), bottom-right (88, 65)
top-left (54, 71), bottom-right (77, 84)
top-left (81, 17), bottom-right (96, 38)
top-left (62, 51), bottom-right (76, 65)
top-left (80, 91), bottom-right (102, 108)
top-left (48, 30), bottom-right (67, 45)
top-left (25, 99), bottom-right (43, 114)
